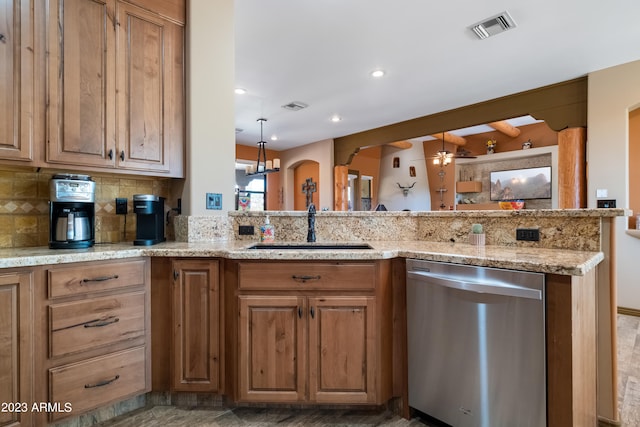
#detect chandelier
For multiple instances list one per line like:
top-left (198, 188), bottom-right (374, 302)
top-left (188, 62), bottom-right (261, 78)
top-left (433, 133), bottom-right (453, 167)
top-left (434, 132), bottom-right (452, 209)
top-left (245, 118), bottom-right (280, 176)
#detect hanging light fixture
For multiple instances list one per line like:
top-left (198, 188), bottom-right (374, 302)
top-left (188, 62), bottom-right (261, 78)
top-left (433, 132), bottom-right (453, 166)
top-left (245, 118), bottom-right (280, 175)
top-left (434, 132), bottom-right (452, 209)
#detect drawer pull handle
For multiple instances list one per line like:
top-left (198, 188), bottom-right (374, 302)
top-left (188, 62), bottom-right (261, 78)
top-left (292, 275), bottom-right (321, 283)
top-left (82, 274), bottom-right (119, 283)
top-left (84, 374), bottom-right (120, 389)
top-left (84, 316), bottom-right (120, 328)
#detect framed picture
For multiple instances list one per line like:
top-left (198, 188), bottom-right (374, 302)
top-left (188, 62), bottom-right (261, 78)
top-left (393, 157), bottom-right (400, 168)
top-left (409, 166), bottom-right (416, 177)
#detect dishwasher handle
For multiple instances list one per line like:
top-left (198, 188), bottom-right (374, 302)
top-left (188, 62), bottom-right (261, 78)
top-left (407, 270), bottom-right (542, 300)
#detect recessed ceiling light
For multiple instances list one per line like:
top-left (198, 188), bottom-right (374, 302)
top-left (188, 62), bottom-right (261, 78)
top-left (234, 87), bottom-right (247, 95)
top-left (371, 69), bottom-right (385, 78)
top-left (270, 135), bottom-right (278, 141)
top-left (331, 115), bottom-right (342, 123)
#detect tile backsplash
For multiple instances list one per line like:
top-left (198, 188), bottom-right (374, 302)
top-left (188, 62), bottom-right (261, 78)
top-left (0, 168), bottom-right (177, 248)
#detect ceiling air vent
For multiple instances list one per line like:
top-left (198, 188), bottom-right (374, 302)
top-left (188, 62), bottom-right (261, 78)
top-left (469, 11), bottom-right (516, 40)
top-left (281, 101), bottom-right (309, 111)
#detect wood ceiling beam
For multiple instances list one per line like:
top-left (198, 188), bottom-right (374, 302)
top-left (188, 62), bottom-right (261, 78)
top-left (386, 140), bottom-right (413, 149)
top-left (333, 77), bottom-right (587, 165)
top-left (488, 120), bottom-right (521, 137)
top-left (430, 132), bottom-right (467, 146)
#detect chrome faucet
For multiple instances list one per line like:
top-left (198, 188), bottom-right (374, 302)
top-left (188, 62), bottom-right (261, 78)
top-left (307, 203), bottom-right (316, 242)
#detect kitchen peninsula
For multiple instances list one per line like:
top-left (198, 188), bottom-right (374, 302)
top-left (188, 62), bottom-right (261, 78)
top-left (0, 208), bottom-right (626, 427)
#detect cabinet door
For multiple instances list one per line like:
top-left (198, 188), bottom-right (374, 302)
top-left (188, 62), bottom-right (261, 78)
top-left (238, 296), bottom-right (306, 402)
top-left (0, 271), bottom-right (33, 427)
top-left (116, 1), bottom-right (183, 175)
top-left (0, 0), bottom-right (34, 162)
top-left (171, 260), bottom-right (219, 392)
top-left (308, 296), bottom-right (376, 404)
top-left (46, 0), bottom-right (117, 168)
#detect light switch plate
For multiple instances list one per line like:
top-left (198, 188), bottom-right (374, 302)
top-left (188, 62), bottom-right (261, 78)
top-left (596, 189), bottom-right (608, 198)
top-left (206, 193), bottom-right (222, 210)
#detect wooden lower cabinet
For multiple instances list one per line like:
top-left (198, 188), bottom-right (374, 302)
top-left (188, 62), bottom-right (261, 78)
top-left (233, 260), bottom-right (392, 406)
top-left (238, 296), bottom-right (305, 402)
top-left (34, 258), bottom-right (151, 425)
top-left (171, 259), bottom-right (220, 392)
top-left (308, 297), bottom-right (376, 404)
top-left (0, 270), bottom-right (33, 427)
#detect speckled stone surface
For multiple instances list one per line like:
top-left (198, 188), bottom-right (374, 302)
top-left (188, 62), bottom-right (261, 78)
top-left (0, 240), bottom-right (603, 276)
top-left (174, 215), bottom-right (233, 242)
top-left (227, 209), bottom-right (626, 251)
top-left (1, 209), bottom-right (625, 275)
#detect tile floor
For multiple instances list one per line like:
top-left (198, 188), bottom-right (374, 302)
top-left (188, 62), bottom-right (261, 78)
top-left (98, 314), bottom-right (640, 426)
top-left (617, 313), bottom-right (640, 426)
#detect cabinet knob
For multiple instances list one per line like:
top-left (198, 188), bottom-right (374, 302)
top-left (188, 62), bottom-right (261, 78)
top-left (298, 307), bottom-right (302, 319)
top-left (173, 270), bottom-right (179, 281)
top-left (310, 306), bottom-right (315, 319)
top-left (108, 149), bottom-right (114, 160)
top-left (0, 34), bottom-right (6, 43)
top-left (120, 150), bottom-right (125, 161)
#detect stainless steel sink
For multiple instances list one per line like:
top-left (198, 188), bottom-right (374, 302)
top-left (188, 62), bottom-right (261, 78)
top-left (247, 243), bottom-right (372, 250)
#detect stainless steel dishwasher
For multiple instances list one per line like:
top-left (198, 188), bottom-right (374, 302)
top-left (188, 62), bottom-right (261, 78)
top-left (406, 259), bottom-right (545, 427)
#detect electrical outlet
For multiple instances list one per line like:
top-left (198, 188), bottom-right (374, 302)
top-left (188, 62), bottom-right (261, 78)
top-left (115, 198), bottom-right (128, 214)
top-left (239, 225), bottom-right (254, 236)
top-left (597, 199), bottom-right (616, 208)
top-left (516, 228), bottom-right (540, 242)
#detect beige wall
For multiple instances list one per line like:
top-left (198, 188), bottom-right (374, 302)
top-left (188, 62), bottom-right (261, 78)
top-left (280, 139), bottom-right (334, 210)
top-left (183, 0), bottom-right (235, 215)
top-left (629, 109), bottom-right (640, 229)
top-left (588, 60), bottom-right (640, 310)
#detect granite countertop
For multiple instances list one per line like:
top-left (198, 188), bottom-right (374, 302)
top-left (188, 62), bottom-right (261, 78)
top-left (0, 240), bottom-right (603, 276)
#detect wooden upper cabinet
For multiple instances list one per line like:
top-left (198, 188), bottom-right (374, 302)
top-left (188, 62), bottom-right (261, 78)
top-left (0, 0), bottom-right (35, 162)
top-left (46, 0), bottom-right (117, 168)
top-left (45, 0), bottom-right (185, 176)
top-left (116, 2), bottom-right (183, 175)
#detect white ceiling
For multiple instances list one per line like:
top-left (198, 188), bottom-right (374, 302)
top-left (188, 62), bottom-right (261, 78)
top-left (234, 0), bottom-right (640, 150)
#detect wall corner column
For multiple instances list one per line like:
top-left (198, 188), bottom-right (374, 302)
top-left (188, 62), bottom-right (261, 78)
top-left (558, 127), bottom-right (587, 208)
top-left (334, 166), bottom-right (348, 211)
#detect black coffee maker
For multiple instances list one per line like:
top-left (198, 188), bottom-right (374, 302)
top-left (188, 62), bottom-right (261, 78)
top-left (133, 194), bottom-right (165, 246)
top-left (49, 174), bottom-right (96, 249)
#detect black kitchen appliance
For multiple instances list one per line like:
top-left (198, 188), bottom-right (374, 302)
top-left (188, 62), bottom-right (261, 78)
top-left (133, 194), bottom-right (165, 246)
top-left (49, 174), bottom-right (96, 249)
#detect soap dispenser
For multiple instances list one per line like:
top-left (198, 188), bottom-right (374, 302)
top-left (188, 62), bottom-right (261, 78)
top-left (260, 215), bottom-right (275, 243)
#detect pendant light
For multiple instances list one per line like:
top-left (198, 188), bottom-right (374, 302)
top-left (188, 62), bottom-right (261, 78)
top-left (245, 118), bottom-right (280, 175)
top-left (433, 132), bottom-right (453, 167)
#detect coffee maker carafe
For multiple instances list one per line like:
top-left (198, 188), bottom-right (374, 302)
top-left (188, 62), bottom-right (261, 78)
top-left (49, 174), bottom-right (96, 249)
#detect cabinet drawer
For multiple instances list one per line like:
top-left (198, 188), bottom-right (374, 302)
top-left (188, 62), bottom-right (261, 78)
top-left (48, 259), bottom-right (147, 298)
top-left (238, 262), bottom-right (376, 291)
top-left (49, 346), bottom-right (147, 422)
top-left (49, 291), bottom-right (146, 358)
